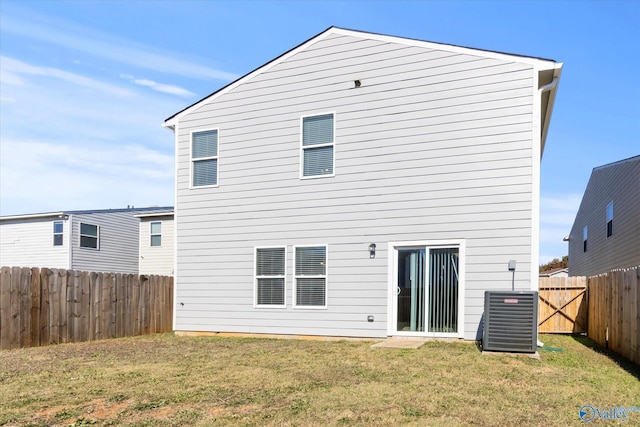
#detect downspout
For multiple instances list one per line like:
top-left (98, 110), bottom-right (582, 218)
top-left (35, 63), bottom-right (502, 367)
top-left (536, 75), bottom-right (558, 350)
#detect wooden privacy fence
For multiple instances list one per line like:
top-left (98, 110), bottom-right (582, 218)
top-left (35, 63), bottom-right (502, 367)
top-left (0, 266), bottom-right (173, 350)
top-left (538, 266), bottom-right (640, 365)
top-left (587, 267), bottom-right (639, 365)
top-left (538, 276), bottom-right (588, 333)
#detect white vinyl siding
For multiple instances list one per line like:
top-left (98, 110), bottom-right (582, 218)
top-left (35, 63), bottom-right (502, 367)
top-left (301, 113), bottom-right (334, 178)
top-left (79, 223), bottom-right (99, 249)
top-left (192, 129), bottom-right (218, 187)
top-left (53, 221), bottom-right (63, 246)
top-left (139, 215), bottom-right (174, 275)
top-left (255, 247), bottom-right (286, 307)
top-left (294, 245), bottom-right (327, 308)
top-left (150, 221), bottom-right (162, 247)
top-left (0, 217), bottom-right (70, 269)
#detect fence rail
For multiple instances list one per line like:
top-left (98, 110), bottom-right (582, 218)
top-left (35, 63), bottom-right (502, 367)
top-left (538, 276), bottom-right (587, 333)
top-left (0, 267), bottom-right (173, 350)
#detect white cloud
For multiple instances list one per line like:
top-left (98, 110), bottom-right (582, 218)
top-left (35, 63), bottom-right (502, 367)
top-left (1, 12), bottom-right (238, 82)
top-left (1, 55), bottom-right (132, 97)
top-left (0, 138), bottom-right (174, 214)
top-left (538, 193), bottom-right (582, 259)
top-left (121, 74), bottom-right (195, 97)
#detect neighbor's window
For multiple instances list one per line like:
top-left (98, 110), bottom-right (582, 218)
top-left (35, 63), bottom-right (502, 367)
top-left (53, 221), bottom-right (63, 246)
top-left (583, 226), bottom-right (588, 252)
top-left (192, 129), bottom-right (218, 187)
top-left (150, 221), bottom-right (162, 247)
top-left (294, 245), bottom-right (327, 307)
top-left (301, 113), bottom-right (334, 178)
top-left (80, 223), bottom-right (99, 249)
top-left (606, 201), bottom-right (613, 238)
top-left (255, 247), bottom-right (286, 307)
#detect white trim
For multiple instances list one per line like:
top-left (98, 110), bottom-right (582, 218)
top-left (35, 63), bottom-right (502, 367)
top-left (530, 66), bottom-right (541, 291)
top-left (293, 244), bottom-right (328, 309)
top-left (189, 127), bottom-right (220, 189)
top-left (387, 239), bottom-right (465, 339)
top-left (172, 123), bottom-right (179, 330)
top-left (300, 112), bottom-right (336, 180)
top-left (0, 212), bottom-right (65, 221)
top-left (163, 27), bottom-right (559, 128)
top-left (253, 246), bottom-right (287, 309)
top-left (79, 222), bottom-right (100, 250)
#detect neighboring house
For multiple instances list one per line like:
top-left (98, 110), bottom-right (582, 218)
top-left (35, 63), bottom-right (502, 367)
top-left (136, 210), bottom-right (175, 276)
top-left (0, 207), bottom-right (173, 274)
top-left (163, 27), bottom-right (563, 340)
top-left (539, 268), bottom-right (568, 278)
top-left (567, 155), bottom-right (640, 277)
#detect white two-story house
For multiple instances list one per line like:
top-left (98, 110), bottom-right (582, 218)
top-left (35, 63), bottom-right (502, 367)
top-left (164, 27), bottom-right (562, 340)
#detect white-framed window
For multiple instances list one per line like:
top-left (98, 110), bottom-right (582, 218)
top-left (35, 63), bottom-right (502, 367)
top-left (53, 221), bottom-right (63, 246)
top-left (255, 247), bottom-right (286, 307)
top-left (583, 226), bottom-right (588, 252)
top-left (191, 129), bottom-right (218, 187)
top-left (606, 201), bottom-right (613, 238)
top-left (80, 223), bottom-right (99, 249)
top-left (150, 221), bottom-right (162, 247)
top-left (294, 245), bottom-right (327, 308)
top-left (301, 113), bottom-right (334, 178)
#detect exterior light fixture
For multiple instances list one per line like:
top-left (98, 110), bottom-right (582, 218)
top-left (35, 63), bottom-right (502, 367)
top-left (369, 243), bottom-right (376, 258)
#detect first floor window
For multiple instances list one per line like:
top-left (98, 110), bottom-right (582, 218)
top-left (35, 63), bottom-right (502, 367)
top-left (192, 129), bottom-right (218, 187)
top-left (606, 201), bottom-right (613, 238)
top-left (583, 226), bottom-right (588, 252)
top-left (294, 245), bottom-right (327, 307)
top-left (150, 221), bottom-right (162, 247)
top-left (53, 221), bottom-right (63, 246)
top-left (80, 223), bottom-right (99, 249)
top-left (255, 247), bottom-right (286, 306)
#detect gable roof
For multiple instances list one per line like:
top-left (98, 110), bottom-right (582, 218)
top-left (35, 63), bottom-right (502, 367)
top-left (163, 26), bottom-right (562, 131)
top-left (592, 154), bottom-right (640, 173)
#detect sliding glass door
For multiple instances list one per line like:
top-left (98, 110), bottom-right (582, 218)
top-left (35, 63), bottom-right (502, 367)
top-left (393, 244), bottom-right (461, 336)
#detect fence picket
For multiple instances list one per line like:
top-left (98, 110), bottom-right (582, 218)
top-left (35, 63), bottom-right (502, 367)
top-left (0, 267), bottom-right (173, 349)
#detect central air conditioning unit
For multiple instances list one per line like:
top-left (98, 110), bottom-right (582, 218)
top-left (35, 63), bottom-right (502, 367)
top-left (483, 291), bottom-right (538, 353)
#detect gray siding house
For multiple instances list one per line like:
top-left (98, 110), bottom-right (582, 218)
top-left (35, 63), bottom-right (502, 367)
top-left (0, 207), bottom-right (172, 274)
top-left (568, 155), bottom-right (640, 277)
top-left (164, 27), bottom-right (562, 340)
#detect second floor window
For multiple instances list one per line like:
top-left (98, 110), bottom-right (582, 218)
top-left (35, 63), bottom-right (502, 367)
top-left (583, 226), bottom-right (588, 252)
top-left (192, 129), bottom-right (218, 187)
top-left (53, 221), bottom-right (63, 246)
top-left (80, 223), bottom-right (99, 249)
top-left (301, 113), bottom-right (334, 178)
top-left (150, 221), bottom-right (162, 247)
top-left (606, 202), bottom-right (613, 238)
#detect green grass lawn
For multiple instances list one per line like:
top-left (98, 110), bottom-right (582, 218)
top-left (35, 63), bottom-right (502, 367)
top-left (0, 334), bottom-right (638, 426)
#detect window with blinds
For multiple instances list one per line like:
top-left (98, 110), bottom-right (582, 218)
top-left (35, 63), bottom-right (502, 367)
top-left (192, 129), bottom-right (218, 187)
top-left (255, 247), bottom-right (286, 307)
top-left (301, 114), bottom-right (334, 178)
top-left (294, 245), bottom-right (327, 307)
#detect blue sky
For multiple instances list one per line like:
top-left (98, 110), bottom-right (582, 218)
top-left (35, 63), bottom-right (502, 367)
top-left (1, 0), bottom-right (638, 263)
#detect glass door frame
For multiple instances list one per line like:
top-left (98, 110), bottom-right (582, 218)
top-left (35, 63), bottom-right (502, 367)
top-left (387, 240), bottom-right (465, 338)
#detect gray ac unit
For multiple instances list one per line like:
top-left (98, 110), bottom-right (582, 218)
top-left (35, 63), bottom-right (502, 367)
top-left (483, 291), bottom-right (538, 353)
